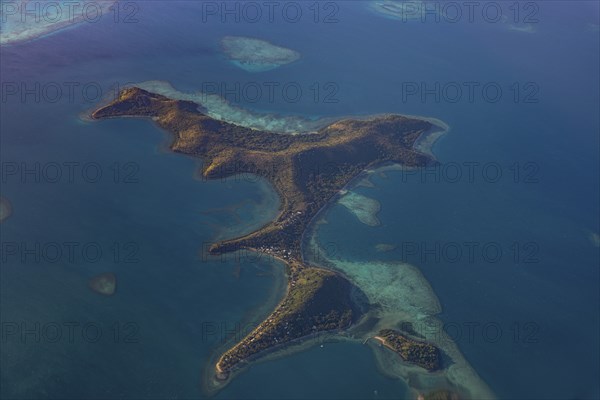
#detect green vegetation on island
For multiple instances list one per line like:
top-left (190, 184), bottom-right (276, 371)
top-left (92, 87), bottom-right (439, 382)
top-left (376, 328), bottom-right (441, 371)
top-left (216, 266), bottom-right (356, 378)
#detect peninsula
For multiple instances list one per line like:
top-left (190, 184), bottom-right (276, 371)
top-left (92, 87), bottom-right (441, 382)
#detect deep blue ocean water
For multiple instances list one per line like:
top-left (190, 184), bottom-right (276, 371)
top-left (1, 1), bottom-right (598, 399)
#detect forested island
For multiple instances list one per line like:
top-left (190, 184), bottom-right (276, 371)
top-left (375, 329), bottom-right (441, 371)
top-left (92, 87), bottom-right (441, 382)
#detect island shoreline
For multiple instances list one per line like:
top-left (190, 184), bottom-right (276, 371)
top-left (90, 87), bottom-right (460, 397)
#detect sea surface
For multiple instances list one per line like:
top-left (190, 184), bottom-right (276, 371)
top-left (1, 1), bottom-right (598, 399)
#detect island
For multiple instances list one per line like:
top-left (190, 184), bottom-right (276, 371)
top-left (374, 329), bottom-right (441, 371)
top-left (92, 87), bottom-right (441, 383)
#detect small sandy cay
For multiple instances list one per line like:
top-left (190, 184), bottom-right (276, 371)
top-left (221, 36), bottom-right (300, 72)
top-left (89, 272), bottom-right (117, 296)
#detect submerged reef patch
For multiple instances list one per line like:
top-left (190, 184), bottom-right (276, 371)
top-left (221, 36), bottom-right (300, 72)
top-left (308, 236), bottom-right (495, 399)
top-left (89, 272), bottom-right (117, 296)
top-left (338, 191), bottom-right (382, 227)
top-left (135, 80), bottom-right (328, 134)
top-left (0, 1), bottom-right (117, 46)
top-left (0, 196), bottom-right (12, 223)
